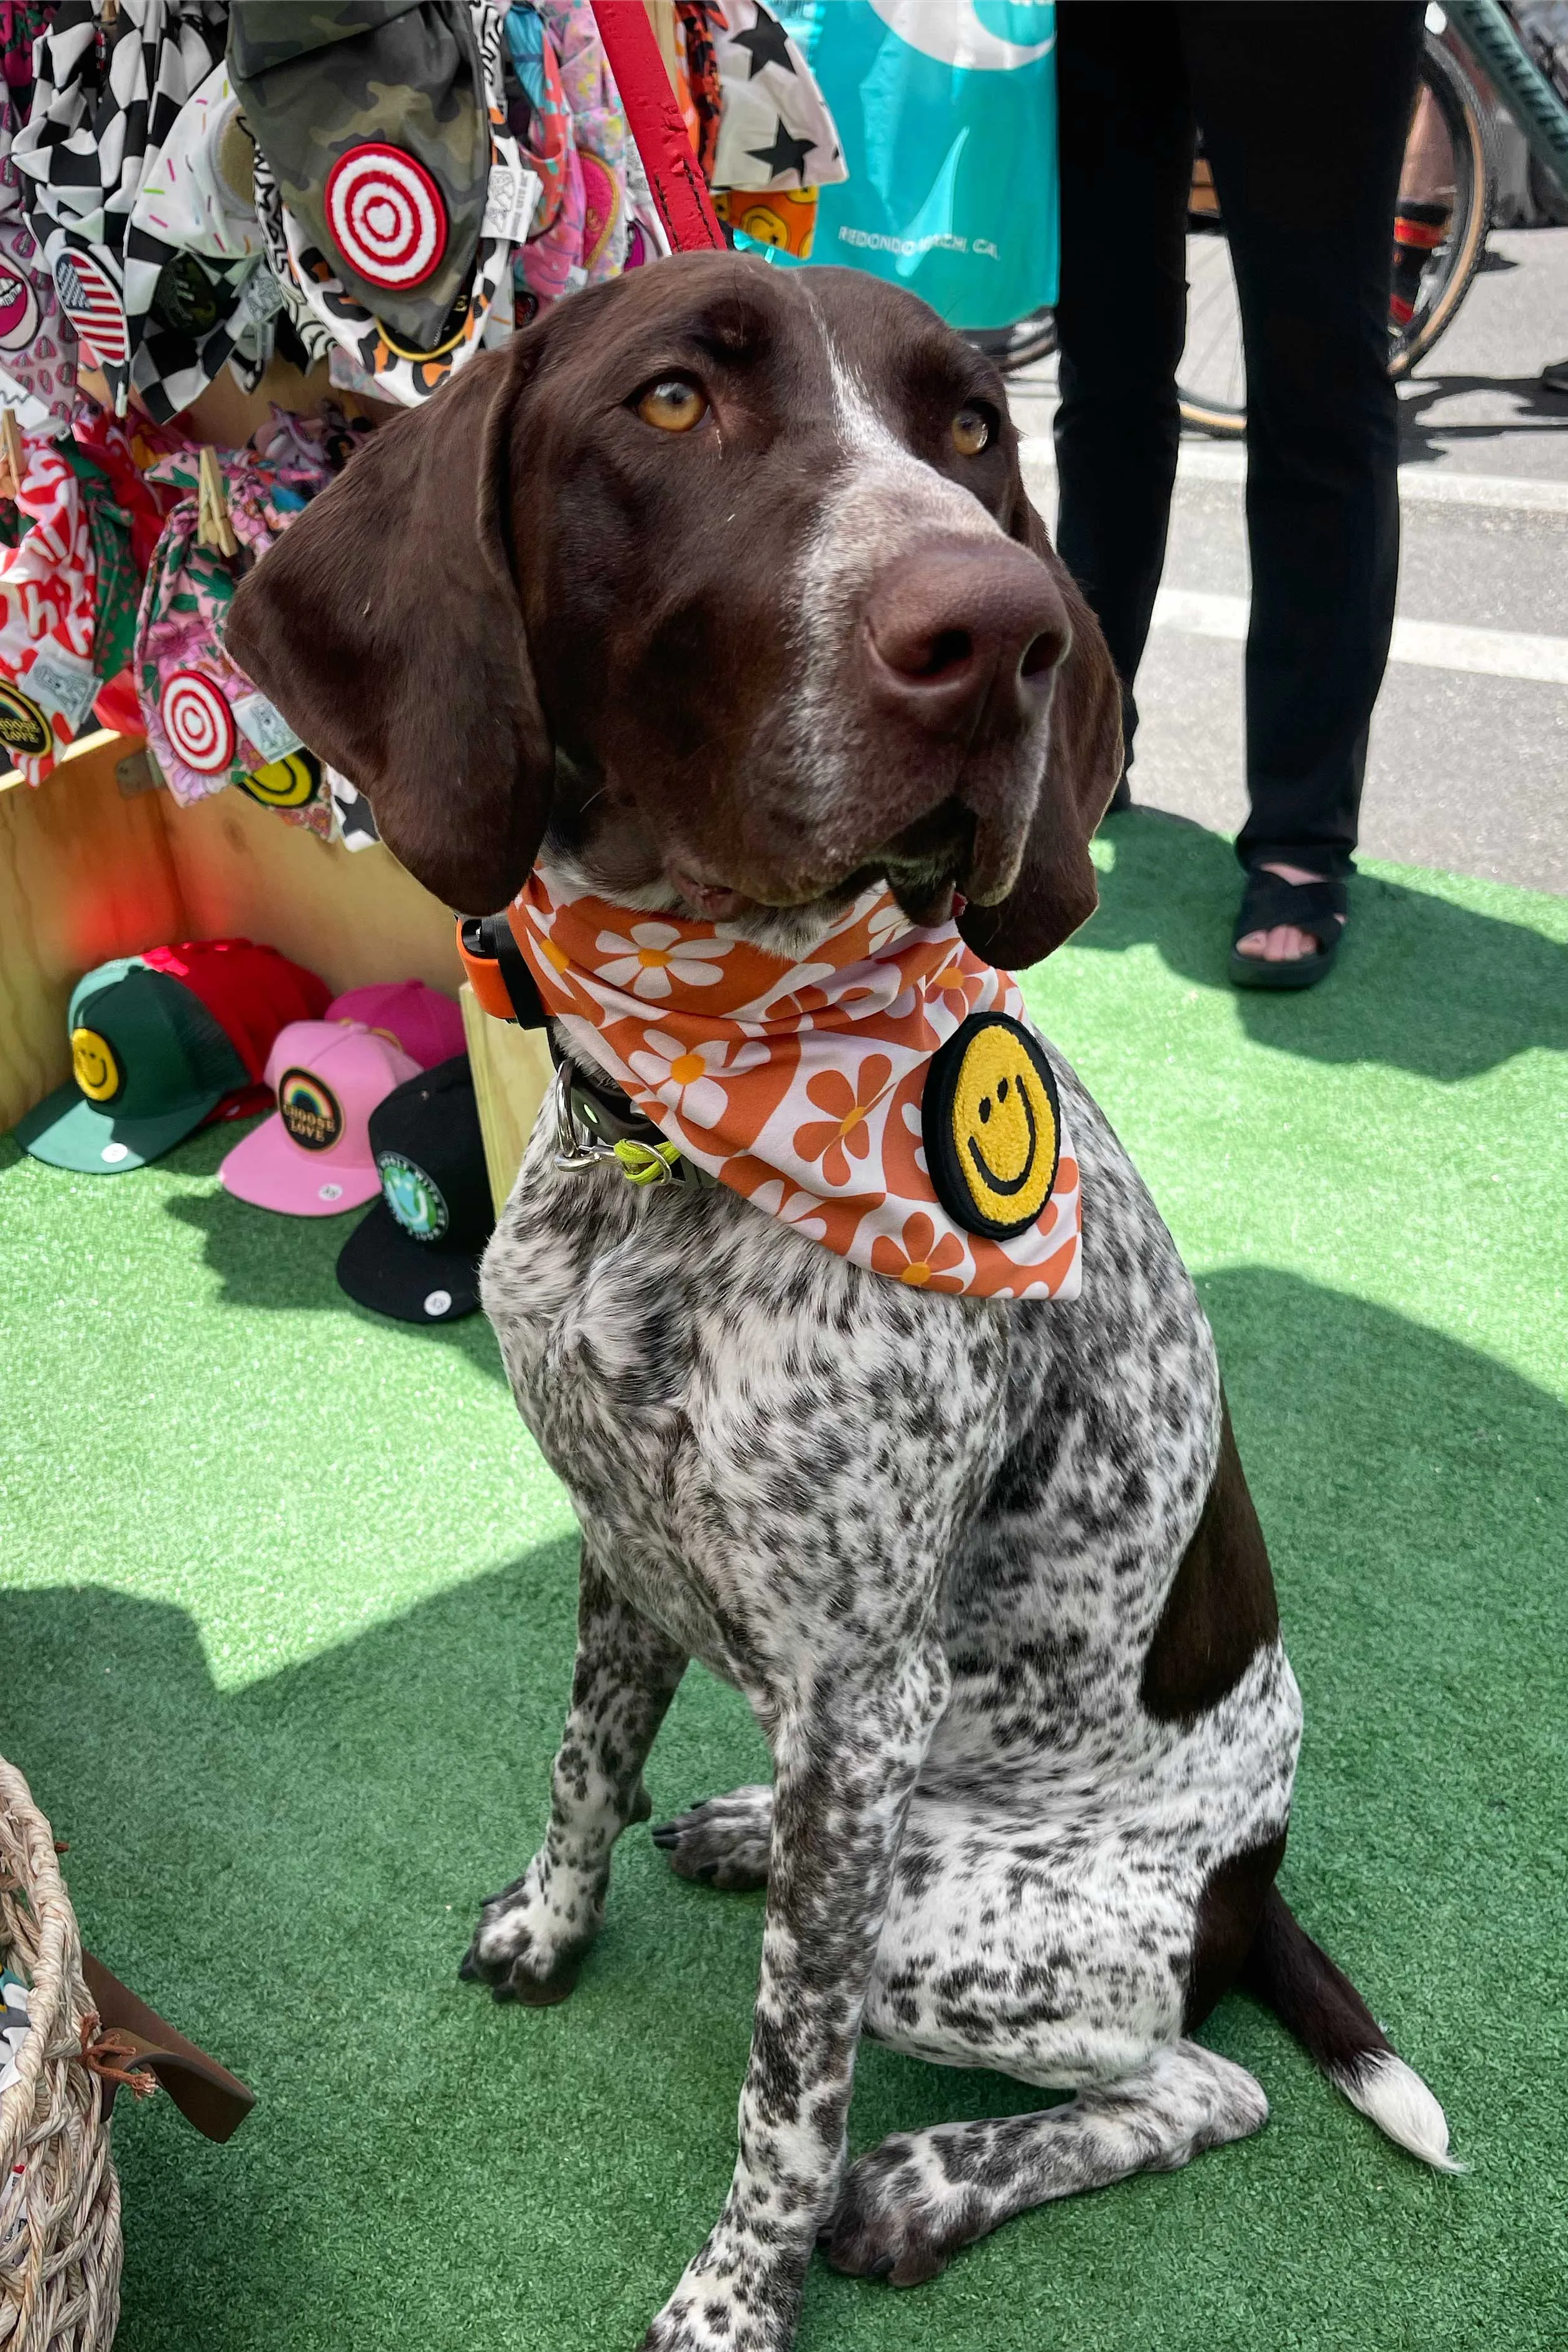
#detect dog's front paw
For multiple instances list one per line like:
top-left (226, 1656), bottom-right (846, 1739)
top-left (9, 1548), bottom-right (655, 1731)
top-left (650, 1785), bottom-right (773, 1890)
top-left (819, 2133), bottom-right (979, 2288)
top-left (458, 1854), bottom-right (599, 2005)
top-left (637, 2279), bottom-right (790, 2352)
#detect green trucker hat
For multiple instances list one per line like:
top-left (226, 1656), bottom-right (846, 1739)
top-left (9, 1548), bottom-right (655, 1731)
top-left (14, 955), bottom-right (250, 1173)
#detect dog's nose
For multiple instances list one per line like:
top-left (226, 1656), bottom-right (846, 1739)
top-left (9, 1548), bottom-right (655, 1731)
top-left (863, 541), bottom-right (1069, 735)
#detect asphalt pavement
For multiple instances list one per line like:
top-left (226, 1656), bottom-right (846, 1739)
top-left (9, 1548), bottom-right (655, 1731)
top-left (1008, 224), bottom-right (1568, 896)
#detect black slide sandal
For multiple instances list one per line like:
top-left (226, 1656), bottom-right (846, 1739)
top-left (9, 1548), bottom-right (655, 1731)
top-left (1230, 870), bottom-right (1348, 992)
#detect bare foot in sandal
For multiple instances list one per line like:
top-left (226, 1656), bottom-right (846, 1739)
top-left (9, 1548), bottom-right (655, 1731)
top-left (1234, 861), bottom-right (1348, 965)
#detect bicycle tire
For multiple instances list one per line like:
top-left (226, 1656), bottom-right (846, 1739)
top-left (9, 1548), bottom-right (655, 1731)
top-left (1393, 32), bottom-right (1493, 376)
top-left (1175, 29), bottom-right (1494, 439)
top-left (963, 306), bottom-right (1058, 374)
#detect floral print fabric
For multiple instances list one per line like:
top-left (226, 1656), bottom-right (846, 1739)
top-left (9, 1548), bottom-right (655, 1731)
top-left (512, 863), bottom-right (1081, 1300)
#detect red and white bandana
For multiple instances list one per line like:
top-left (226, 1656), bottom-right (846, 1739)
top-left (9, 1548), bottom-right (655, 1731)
top-left (513, 865), bottom-right (1081, 1300)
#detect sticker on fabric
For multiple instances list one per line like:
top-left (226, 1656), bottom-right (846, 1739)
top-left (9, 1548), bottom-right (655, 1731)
top-left (53, 250), bottom-right (128, 366)
top-left (71, 1025), bottom-right (121, 1104)
top-left (378, 1152), bottom-right (449, 1241)
top-left (232, 688), bottom-right (302, 765)
top-left (278, 1070), bottom-right (342, 1152)
top-left (161, 669), bottom-right (235, 773)
top-left (326, 144), bottom-right (449, 291)
top-left (0, 681), bottom-right (52, 760)
top-left (236, 749), bottom-right (319, 810)
top-left (920, 1012), bottom-right (1061, 1241)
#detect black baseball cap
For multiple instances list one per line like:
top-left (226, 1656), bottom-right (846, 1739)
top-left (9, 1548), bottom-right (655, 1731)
top-left (335, 1056), bottom-right (494, 1323)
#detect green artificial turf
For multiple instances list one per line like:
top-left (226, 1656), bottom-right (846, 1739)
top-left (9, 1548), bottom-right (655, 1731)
top-left (2, 807), bottom-right (1566, 2352)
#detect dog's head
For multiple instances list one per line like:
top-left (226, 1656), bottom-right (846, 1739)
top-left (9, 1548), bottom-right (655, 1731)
top-left (226, 252), bottom-right (1121, 964)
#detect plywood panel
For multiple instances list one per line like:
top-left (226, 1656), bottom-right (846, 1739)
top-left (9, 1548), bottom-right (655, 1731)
top-left (0, 732), bottom-right (186, 1131)
top-left (460, 982), bottom-right (553, 1217)
top-left (162, 786), bottom-right (463, 1000)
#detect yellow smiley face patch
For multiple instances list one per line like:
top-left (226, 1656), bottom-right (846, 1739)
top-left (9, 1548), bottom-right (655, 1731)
top-left (236, 749), bottom-right (321, 810)
top-left (922, 1012), bottom-right (1062, 1241)
top-left (71, 1025), bottom-right (123, 1104)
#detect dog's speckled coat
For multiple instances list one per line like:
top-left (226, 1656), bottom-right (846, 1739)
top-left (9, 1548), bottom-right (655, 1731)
top-left (470, 1047), bottom-right (1297, 2348)
top-left (226, 251), bottom-right (1452, 2352)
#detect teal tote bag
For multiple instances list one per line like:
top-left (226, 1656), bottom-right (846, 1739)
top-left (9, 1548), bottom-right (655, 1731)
top-left (773, 1), bottom-right (1058, 326)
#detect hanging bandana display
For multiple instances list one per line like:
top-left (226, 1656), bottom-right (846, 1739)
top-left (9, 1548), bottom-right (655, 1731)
top-left (0, 217), bottom-right (78, 423)
top-left (710, 1), bottom-right (846, 195)
top-left (539, 0), bottom-right (627, 285)
top-left (0, 3), bottom-right (55, 223)
top-left (247, 6), bottom-right (533, 410)
top-left (0, 431), bottom-right (103, 782)
top-left (227, 0), bottom-right (494, 356)
top-left (510, 866), bottom-right (1081, 1300)
top-left (124, 60), bottom-right (281, 422)
top-left (12, 0), bottom-right (226, 414)
top-left (133, 442), bottom-right (329, 809)
top-left (503, 0), bottom-right (583, 315)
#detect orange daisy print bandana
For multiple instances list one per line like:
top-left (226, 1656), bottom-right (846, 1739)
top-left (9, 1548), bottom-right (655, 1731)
top-left (511, 865), bottom-right (1081, 1301)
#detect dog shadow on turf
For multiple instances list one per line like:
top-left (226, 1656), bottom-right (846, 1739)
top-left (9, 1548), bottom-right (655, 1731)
top-left (4, 1271), bottom-right (1564, 2351)
top-left (1083, 807), bottom-right (1568, 1082)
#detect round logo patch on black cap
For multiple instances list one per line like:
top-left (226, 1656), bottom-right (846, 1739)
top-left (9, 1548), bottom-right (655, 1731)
top-left (278, 1069), bottom-right (343, 1152)
top-left (920, 1012), bottom-right (1061, 1241)
top-left (378, 1151), bottom-right (449, 1241)
top-left (0, 681), bottom-right (53, 761)
top-left (72, 1025), bottom-right (122, 1104)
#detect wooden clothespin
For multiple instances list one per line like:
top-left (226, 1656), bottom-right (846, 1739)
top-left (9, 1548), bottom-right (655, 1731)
top-left (197, 444), bottom-right (239, 558)
top-left (0, 408), bottom-right (23, 502)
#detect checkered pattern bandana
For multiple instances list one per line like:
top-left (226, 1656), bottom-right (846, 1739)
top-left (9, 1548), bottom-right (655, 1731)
top-left (124, 60), bottom-right (281, 422)
top-left (11, 0), bottom-right (225, 413)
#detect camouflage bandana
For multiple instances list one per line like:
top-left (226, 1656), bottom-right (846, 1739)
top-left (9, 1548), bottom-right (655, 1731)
top-left (12, 0), bottom-right (226, 414)
top-left (250, 7), bottom-right (531, 409)
top-left (228, 0), bottom-right (490, 356)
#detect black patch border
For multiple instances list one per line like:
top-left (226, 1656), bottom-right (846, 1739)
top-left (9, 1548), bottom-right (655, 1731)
top-left (921, 1011), bottom-right (1062, 1241)
top-left (278, 1068), bottom-right (343, 1153)
top-left (0, 679), bottom-right (53, 761)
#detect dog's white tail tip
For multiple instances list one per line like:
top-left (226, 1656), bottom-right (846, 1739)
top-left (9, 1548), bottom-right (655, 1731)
top-left (1336, 2051), bottom-right (1465, 2173)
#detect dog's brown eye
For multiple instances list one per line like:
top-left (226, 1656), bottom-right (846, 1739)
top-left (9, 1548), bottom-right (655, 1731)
top-left (637, 378), bottom-right (708, 434)
top-left (952, 406), bottom-right (991, 457)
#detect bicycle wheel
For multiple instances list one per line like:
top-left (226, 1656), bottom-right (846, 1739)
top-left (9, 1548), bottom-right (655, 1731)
top-left (963, 306), bottom-right (1058, 373)
top-left (1175, 29), bottom-right (1494, 439)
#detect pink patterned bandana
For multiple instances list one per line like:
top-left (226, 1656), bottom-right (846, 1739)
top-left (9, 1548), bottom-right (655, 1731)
top-left (512, 864), bottom-right (1082, 1300)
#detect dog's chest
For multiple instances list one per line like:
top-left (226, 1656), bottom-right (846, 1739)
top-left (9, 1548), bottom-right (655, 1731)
top-left (480, 1142), bottom-right (1011, 1689)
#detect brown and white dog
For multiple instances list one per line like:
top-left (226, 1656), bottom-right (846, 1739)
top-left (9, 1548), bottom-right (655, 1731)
top-left (230, 253), bottom-right (1454, 2352)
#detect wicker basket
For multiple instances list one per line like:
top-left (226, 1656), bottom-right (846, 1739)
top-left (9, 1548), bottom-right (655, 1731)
top-left (0, 1758), bottom-right (121, 2352)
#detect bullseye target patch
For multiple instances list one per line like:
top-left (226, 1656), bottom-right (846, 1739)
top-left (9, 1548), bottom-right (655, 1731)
top-left (921, 1012), bottom-right (1062, 1242)
top-left (162, 671), bottom-right (235, 775)
top-left (325, 144), bottom-right (447, 291)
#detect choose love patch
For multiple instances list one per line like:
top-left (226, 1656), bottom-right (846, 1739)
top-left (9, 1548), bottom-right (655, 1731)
top-left (921, 1012), bottom-right (1062, 1241)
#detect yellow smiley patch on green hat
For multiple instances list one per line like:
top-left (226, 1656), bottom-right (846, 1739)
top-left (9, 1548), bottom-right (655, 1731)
top-left (921, 1012), bottom-right (1062, 1241)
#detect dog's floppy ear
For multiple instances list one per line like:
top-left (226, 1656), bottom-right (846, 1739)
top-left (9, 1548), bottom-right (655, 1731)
top-left (226, 345), bottom-right (549, 915)
top-left (957, 488), bottom-right (1123, 970)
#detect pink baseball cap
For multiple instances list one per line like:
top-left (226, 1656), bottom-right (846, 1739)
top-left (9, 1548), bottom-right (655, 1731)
top-left (218, 1020), bottom-right (418, 1215)
top-left (324, 981), bottom-right (465, 1070)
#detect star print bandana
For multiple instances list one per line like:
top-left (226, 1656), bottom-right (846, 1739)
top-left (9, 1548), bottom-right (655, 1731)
top-left (511, 864), bottom-right (1081, 1300)
top-left (710, 1), bottom-right (846, 193)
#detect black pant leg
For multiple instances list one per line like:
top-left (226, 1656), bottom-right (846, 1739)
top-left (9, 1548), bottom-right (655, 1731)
top-left (1184, 2), bottom-right (1425, 875)
top-left (1052, 2), bottom-right (1196, 767)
